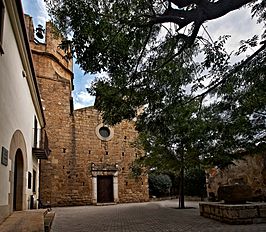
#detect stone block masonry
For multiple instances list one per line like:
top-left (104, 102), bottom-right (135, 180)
top-left (25, 15), bottom-right (149, 207)
top-left (74, 108), bottom-right (149, 204)
top-left (200, 202), bottom-right (266, 224)
top-left (206, 153), bottom-right (266, 201)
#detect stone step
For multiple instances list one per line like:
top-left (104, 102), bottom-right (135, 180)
top-left (44, 211), bottom-right (55, 232)
top-left (96, 202), bottom-right (117, 206)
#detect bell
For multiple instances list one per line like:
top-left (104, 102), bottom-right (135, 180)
top-left (36, 24), bottom-right (44, 39)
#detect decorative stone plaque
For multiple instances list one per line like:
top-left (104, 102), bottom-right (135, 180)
top-left (1, 146), bottom-right (8, 166)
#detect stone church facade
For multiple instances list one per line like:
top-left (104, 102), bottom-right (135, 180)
top-left (25, 16), bottom-right (149, 206)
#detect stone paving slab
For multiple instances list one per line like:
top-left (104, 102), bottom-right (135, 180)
top-left (51, 200), bottom-right (266, 232)
top-left (0, 209), bottom-right (47, 232)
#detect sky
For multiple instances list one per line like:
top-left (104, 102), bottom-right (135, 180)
top-left (21, 0), bottom-right (263, 109)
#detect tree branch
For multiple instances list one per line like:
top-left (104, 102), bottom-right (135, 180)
top-left (187, 42), bottom-right (266, 104)
top-left (133, 26), bottom-right (153, 74)
top-left (254, 111), bottom-right (266, 116)
top-left (148, 0), bottom-right (156, 16)
top-left (152, 22), bottom-right (201, 72)
top-left (151, 0), bottom-right (254, 32)
top-left (169, 0), bottom-right (202, 8)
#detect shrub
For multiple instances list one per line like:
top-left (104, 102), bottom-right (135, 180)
top-left (149, 174), bottom-right (172, 197)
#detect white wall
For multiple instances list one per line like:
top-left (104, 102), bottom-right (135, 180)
top-left (0, 1), bottom-right (41, 208)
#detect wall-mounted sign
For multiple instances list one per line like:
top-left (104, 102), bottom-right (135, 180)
top-left (1, 146), bottom-right (8, 166)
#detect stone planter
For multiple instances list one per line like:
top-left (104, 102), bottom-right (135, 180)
top-left (200, 202), bottom-right (266, 224)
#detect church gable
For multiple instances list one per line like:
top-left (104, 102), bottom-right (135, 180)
top-left (25, 15), bottom-right (148, 206)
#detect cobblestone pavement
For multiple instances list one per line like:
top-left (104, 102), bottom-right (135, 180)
top-left (51, 200), bottom-right (266, 232)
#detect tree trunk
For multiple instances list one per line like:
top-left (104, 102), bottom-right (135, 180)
top-left (179, 153), bottom-right (185, 209)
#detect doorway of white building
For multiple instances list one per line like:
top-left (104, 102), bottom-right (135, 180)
top-left (13, 149), bottom-right (24, 211)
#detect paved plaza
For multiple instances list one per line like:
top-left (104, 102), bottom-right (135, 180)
top-left (51, 200), bottom-right (266, 232)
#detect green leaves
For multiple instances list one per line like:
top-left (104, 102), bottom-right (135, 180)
top-left (251, 0), bottom-right (266, 38)
top-left (46, 0), bottom-right (266, 167)
top-left (235, 35), bottom-right (259, 56)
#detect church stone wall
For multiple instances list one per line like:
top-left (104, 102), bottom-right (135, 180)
top-left (74, 108), bottom-right (149, 203)
top-left (206, 154), bottom-right (266, 201)
top-left (26, 16), bottom-right (148, 206)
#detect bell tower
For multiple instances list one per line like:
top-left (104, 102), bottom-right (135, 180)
top-left (25, 15), bottom-right (76, 206)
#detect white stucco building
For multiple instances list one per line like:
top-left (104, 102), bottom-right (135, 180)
top-left (0, 0), bottom-right (49, 223)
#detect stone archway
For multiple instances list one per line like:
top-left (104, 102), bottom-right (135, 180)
top-left (13, 149), bottom-right (24, 211)
top-left (9, 130), bottom-right (28, 212)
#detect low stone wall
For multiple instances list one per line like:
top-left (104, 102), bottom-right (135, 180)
top-left (149, 196), bottom-right (178, 202)
top-left (149, 196), bottom-right (203, 202)
top-left (199, 202), bottom-right (266, 224)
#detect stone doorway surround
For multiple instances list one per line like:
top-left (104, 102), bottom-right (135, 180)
top-left (91, 163), bottom-right (119, 205)
top-left (0, 130), bottom-right (28, 223)
top-left (9, 130), bottom-right (28, 212)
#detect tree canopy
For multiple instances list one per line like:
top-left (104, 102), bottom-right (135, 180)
top-left (45, 0), bottom-right (266, 153)
top-left (45, 0), bottom-right (266, 208)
